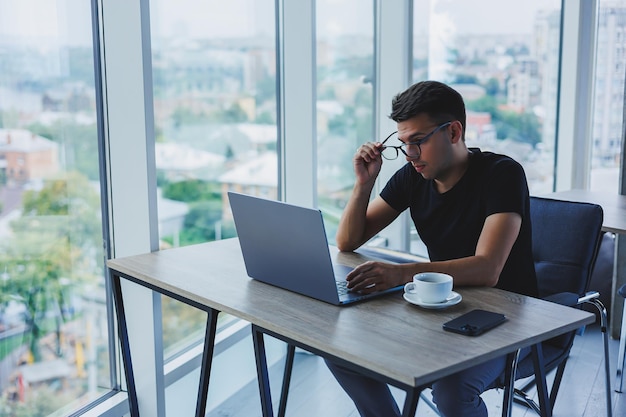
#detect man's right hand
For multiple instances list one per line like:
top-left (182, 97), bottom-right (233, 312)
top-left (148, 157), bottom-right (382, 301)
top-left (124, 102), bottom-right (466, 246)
top-left (354, 142), bottom-right (384, 186)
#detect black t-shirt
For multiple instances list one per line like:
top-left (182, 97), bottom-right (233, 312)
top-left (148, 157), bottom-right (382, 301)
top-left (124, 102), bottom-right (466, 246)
top-left (380, 148), bottom-right (538, 297)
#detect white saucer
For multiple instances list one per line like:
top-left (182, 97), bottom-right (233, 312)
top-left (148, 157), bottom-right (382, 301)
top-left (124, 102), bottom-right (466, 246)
top-left (403, 291), bottom-right (462, 309)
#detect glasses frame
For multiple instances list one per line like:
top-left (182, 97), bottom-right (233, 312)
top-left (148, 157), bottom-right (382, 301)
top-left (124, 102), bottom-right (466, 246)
top-left (380, 121), bottom-right (452, 160)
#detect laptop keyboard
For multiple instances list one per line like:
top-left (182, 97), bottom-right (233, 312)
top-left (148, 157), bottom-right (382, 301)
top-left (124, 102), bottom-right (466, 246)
top-left (336, 280), bottom-right (349, 295)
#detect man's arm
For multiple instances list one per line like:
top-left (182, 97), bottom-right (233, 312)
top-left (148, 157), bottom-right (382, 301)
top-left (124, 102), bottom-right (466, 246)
top-left (346, 212), bottom-right (522, 292)
top-left (335, 140), bottom-right (401, 251)
top-left (426, 211), bottom-right (522, 286)
top-left (336, 195), bottom-right (399, 252)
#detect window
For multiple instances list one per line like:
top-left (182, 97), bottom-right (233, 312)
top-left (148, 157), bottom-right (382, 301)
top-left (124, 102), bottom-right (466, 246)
top-left (316, 0), bottom-right (375, 243)
top-left (409, 0), bottom-right (562, 255)
top-left (413, 0), bottom-right (561, 194)
top-left (0, 1), bottom-right (111, 415)
top-left (590, 0), bottom-right (626, 192)
top-left (149, 0), bottom-right (277, 358)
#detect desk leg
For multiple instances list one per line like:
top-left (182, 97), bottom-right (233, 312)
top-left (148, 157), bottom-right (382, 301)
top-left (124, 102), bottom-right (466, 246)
top-left (531, 344), bottom-right (551, 417)
top-left (402, 387), bottom-right (423, 417)
top-left (278, 344), bottom-right (296, 417)
top-left (111, 273), bottom-right (140, 417)
top-left (195, 309), bottom-right (219, 417)
top-left (501, 350), bottom-right (521, 417)
top-left (252, 325), bottom-right (275, 417)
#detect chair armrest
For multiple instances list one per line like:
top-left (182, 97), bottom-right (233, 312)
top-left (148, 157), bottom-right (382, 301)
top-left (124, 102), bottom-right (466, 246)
top-left (544, 291), bottom-right (601, 307)
top-left (578, 291), bottom-right (600, 304)
top-left (543, 292), bottom-right (580, 307)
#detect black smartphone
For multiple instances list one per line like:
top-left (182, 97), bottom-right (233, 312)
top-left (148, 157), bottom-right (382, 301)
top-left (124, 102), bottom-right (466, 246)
top-left (442, 309), bottom-right (507, 336)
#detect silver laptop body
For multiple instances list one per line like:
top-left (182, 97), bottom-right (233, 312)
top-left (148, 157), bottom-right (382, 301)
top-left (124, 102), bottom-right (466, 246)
top-left (228, 191), bottom-right (402, 305)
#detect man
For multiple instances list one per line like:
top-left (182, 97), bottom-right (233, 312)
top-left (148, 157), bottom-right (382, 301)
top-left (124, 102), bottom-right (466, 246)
top-left (327, 80), bottom-right (538, 417)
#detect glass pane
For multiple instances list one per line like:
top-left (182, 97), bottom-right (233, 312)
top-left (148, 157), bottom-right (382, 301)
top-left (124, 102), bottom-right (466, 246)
top-left (590, 0), bottom-right (626, 192)
top-left (316, 0), bottom-right (375, 243)
top-left (410, 0), bottom-right (562, 255)
top-left (0, 1), bottom-right (111, 415)
top-left (149, 0), bottom-right (277, 357)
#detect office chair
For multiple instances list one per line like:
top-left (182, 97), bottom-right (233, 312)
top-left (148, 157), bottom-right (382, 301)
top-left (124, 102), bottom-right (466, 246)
top-left (616, 283), bottom-right (626, 393)
top-left (500, 196), bottom-right (611, 417)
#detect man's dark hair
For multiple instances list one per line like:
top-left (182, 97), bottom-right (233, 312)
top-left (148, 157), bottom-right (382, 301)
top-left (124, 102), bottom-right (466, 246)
top-left (389, 81), bottom-right (466, 137)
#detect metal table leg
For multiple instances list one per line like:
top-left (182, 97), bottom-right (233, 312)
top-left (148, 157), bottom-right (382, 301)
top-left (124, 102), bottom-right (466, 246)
top-left (195, 309), bottom-right (219, 417)
top-left (402, 386), bottom-right (422, 417)
top-left (278, 344), bottom-right (296, 417)
top-left (531, 344), bottom-right (551, 417)
top-left (252, 325), bottom-right (275, 417)
top-left (111, 272), bottom-right (140, 417)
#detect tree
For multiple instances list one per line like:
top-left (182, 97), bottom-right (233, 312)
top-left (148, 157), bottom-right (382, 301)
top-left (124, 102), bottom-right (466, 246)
top-left (0, 172), bottom-right (102, 361)
top-left (181, 201), bottom-right (222, 243)
top-left (466, 96), bottom-right (542, 147)
top-left (27, 121), bottom-right (100, 181)
top-left (162, 179), bottom-right (220, 202)
top-left (171, 107), bottom-right (207, 128)
top-left (484, 78), bottom-right (500, 96)
top-left (453, 74), bottom-right (478, 84)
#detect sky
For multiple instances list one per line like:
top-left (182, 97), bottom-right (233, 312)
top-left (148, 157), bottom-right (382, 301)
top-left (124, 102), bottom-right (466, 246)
top-left (0, 0), bottom-right (91, 46)
top-left (429, 0), bottom-right (560, 34)
top-left (0, 0), bottom-right (561, 46)
top-left (155, 0), bottom-right (562, 39)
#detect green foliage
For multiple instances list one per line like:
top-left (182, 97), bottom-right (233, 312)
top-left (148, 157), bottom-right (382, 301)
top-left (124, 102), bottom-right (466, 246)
top-left (159, 179), bottom-right (238, 245)
top-left (484, 78), bottom-right (500, 96)
top-left (0, 385), bottom-right (75, 417)
top-left (171, 107), bottom-right (208, 127)
top-left (0, 331), bottom-right (30, 363)
top-left (161, 298), bottom-right (208, 349)
top-left (196, 102), bottom-right (249, 124)
top-left (26, 121), bottom-right (100, 181)
top-left (496, 111), bottom-right (541, 145)
top-left (219, 103), bottom-right (248, 123)
top-left (466, 95), bottom-right (542, 147)
top-left (179, 201), bottom-right (223, 244)
top-left (0, 172), bottom-right (102, 361)
top-left (467, 95), bottom-right (500, 114)
top-left (161, 179), bottom-right (220, 202)
top-left (453, 74), bottom-right (478, 84)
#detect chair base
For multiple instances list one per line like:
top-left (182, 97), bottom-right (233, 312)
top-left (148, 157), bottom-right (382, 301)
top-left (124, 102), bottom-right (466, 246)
top-left (513, 388), bottom-right (542, 415)
top-left (509, 298), bottom-right (612, 417)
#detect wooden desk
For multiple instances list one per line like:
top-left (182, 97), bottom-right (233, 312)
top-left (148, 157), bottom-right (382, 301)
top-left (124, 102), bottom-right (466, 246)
top-left (541, 189), bottom-right (626, 338)
top-left (107, 238), bottom-right (595, 417)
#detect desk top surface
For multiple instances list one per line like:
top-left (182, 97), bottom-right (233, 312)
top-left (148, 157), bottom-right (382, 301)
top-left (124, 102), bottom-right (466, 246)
top-left (107, 238), bottom-right (594, 388)
top-left (541, 189), bottom-right (626, 234)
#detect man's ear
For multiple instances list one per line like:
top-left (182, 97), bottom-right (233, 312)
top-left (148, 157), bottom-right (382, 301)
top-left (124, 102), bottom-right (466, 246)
top-left (449, 120), bottom-right (464, 144)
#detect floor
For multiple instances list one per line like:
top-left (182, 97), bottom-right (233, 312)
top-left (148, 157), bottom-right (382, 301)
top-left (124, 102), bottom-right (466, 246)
top-left (206, 323), bottom-right (625, 417)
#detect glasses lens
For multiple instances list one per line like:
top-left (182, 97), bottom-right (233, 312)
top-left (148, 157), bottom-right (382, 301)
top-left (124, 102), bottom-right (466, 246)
top-left (381, 147), bottom-right (398, 160)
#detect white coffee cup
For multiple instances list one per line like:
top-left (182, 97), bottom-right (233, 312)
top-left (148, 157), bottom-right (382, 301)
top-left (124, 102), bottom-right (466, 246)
top-left (404, 272), bottom-right (453, 303)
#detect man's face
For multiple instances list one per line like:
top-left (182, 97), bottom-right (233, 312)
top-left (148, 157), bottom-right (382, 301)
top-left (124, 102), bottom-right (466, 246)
top-left (396, 114), bottom-right (453, 180)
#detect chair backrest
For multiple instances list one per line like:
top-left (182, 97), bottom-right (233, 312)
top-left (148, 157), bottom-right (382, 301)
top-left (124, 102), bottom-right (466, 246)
top-left (530, 196), bottom-right (604, 298)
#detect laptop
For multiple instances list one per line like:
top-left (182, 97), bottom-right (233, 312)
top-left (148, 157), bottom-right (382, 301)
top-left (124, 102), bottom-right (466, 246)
top-left (228, 191), bottom-right (404, 305)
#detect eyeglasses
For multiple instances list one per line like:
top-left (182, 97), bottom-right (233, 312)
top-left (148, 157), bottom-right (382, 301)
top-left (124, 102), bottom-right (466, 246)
top-left (380, 121), bottom-right (452, 160)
